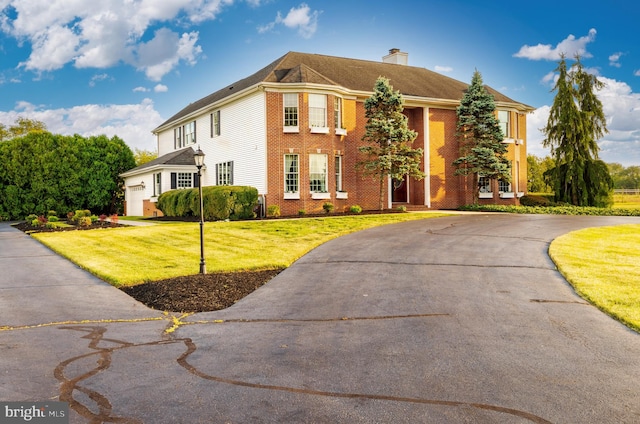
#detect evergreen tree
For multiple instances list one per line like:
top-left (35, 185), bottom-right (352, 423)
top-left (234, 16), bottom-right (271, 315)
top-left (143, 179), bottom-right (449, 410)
top-left (453, 70), bottom-right (510, 203)
top-left (543, 56), bottom-right (612, 206)
top-left (359, 77), bottom-right (425, 210)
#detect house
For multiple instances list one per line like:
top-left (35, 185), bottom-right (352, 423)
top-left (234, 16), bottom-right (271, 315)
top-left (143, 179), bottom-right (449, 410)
top-left (121, 49), bottom-right (534, 217)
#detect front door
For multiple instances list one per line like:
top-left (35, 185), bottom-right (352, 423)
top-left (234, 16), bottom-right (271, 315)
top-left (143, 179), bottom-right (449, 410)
top-left (392, 178), bottom-right (408, 203)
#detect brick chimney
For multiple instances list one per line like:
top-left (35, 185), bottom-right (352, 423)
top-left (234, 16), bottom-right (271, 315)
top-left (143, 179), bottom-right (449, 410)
top-left (382, 48), bottom-right (408, 65)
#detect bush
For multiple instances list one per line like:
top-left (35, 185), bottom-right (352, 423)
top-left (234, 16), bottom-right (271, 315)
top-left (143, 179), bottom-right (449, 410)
top-left (157, 186), bottom-right (259, 221)
top-left (298, 210), bottom-right (306, 216)
top-left (47, 210), bottom-right (57, 218)
top-left (45, 222), bottom-right (57, 229)
top-left (349, 205), bottom-right (362, 214)
top-left (48, 216), bottom-right (59, 222)
top-left (26, 214), bottom-right (37, 222)
top-left (267, 204), bottom-right (280, 218)
top-left (520, 194), bottom-right (552, 207)
top-left (78, 216), bottom-right (92, 227)
top-left (99, 214), bottom-right (108, 222)
top-left (397, 205), bottom-right (407, 212)
top-left (67, 211), bottom-right (75, 221)
top-left (323, 202), bottom-right (334, 214)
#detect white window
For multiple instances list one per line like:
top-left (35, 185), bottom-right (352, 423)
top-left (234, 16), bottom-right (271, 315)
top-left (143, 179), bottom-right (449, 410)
top-left (334, 97), bottom-right (342, 129)
top-left (284, 154), bottom-right (299, 193)
top-left (183, 121), bottom-right (196, 145)
top-left (177, 172), bottom-right (192, 188)
top-left (283, 93), bottom-right (299, 128)
top-left (478, 176), bottom-right (491, 193)
top-left (498, 110), bottom-right (510, 139)
top-left (153, 173), bottom-right (162, 196)
top-left (309, 154), bottom-right (328, 193)
top-left (216, 161), bottom-right (233, 185)
top-left (499, 179), bottom-right (512, 193)
top-left (174, 127), bottom-right (181, 149)
top-left (211, 110), bottom-right (220, 137)
top-left (335, 155), bottom-right (343, 191)
top-left (309, 94), bottom-right (327, 128)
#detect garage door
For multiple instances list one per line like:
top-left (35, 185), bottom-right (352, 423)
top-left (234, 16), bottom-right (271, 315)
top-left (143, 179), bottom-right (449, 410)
top-left (127, 186), bottom-right (145, 216)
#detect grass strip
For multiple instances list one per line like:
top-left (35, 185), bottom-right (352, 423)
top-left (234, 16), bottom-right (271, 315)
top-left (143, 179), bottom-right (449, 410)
top-left (549, 224), bottom-right (640, 332)
top-left (33, 212), bottom-right (448, 287)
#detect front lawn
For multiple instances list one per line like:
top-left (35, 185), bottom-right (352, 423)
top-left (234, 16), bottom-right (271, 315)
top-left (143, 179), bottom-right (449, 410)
top-left (549, 224), bottom-right (640, 332)
top-left (33, 212), bottom-right (449, 287)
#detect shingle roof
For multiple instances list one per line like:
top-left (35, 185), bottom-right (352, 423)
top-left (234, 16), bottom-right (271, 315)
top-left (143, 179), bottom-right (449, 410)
top-left (121, 147), bottom-right (195, 176)
top-left (155, 51), bottom-right (532, 131)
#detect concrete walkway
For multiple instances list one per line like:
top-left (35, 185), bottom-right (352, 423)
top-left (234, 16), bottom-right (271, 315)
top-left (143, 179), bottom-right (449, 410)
top-left (1, 214), bottom-right (639, 423)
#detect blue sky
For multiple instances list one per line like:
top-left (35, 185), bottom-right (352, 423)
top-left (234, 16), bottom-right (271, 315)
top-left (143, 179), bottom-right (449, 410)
top-left (1, 0), bottom-right (639, 165)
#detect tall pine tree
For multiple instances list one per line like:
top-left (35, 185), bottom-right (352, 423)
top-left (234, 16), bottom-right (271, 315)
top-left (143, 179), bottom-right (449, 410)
top-left (544, 56), bottom-right (612, 206)
top-left (453, 70), bottom-right (510, 204)
top-left (359, 77), bottom-right (425, 210)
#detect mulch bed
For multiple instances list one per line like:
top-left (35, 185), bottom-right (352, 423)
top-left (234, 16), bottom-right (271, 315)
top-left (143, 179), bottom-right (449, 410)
top-left (12, 220), bottom-right (126, 233)
top-left (120, 269), bottom-right (283, 313)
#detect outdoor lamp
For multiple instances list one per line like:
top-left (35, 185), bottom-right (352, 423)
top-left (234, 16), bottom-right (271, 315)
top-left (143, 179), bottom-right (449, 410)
top-left (194, 146), bottom-right (206, 274)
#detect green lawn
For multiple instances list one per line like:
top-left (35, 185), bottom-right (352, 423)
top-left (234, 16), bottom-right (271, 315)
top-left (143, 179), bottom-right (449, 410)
top-left (613, 194), bottom-right (640, 210)
top-left (549, 224), bottom-right (640, 332)
top-left (33, 212), bottom-right (449, 287)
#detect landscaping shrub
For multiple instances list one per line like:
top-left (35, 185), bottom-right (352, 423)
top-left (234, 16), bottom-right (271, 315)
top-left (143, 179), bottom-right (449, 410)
top-left (267, 204), bottom-right (280, 218)
top-left (78, 216), bottom-right (92, 227)
top-left (47, 210), bottom-right (57, 218)
top-left (298, 210), bottom-right (306, 216)
top-left (323, 202), bottom-right (334, 214)
top-left (158, 186), bottom-right (259, 221)
top-left (45, 222), bottom-right (57, 229)
top-left (520, 194), bottom-right (552, 207)
top-left (48, 216), bottom-right (59, 222)
top-left (349, 205), bottom-right (362, 214)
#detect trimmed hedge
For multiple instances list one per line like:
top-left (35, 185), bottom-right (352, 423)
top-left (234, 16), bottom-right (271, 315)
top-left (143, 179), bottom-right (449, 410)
top-left (157, 186), bottom-right (258, 221)
top-left (459, 203), bottom-right (640, 216)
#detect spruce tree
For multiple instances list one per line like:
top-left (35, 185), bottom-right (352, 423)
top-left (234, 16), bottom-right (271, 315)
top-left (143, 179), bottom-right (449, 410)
top-left (543, 56), bottom-right (612, 206)
top-left (453, 70), bottom-right (510, 204)
top-left (359, 77), bottom-right (425, 210)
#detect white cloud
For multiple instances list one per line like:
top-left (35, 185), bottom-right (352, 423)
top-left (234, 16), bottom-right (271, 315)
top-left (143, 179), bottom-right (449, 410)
top-left (514, 28), bottom-right (597, 61)
top-left (89, 73), bottom-right (111, 87)
top-left (634, 70), bottom-right (640, 77)
top-left (435, 65), bottom-right (453, 73)
top-left (259, 3), bottom-right (320, 39)
top-left (1, 0), bottom-right (229, 80)
top-left (527, 76), bottom-right (640, 166)
top-left (154, 84), bottom-right (168, 92)
top-left (609, 52), bottom-right (624, 68)
top-left (0, 99), bottom-right (163, 151)
top-left (133, 86), bottom-right (150, 92)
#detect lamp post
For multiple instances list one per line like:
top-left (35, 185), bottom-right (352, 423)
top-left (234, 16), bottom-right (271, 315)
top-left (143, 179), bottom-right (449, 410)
top-left (194, 147), bottom-right (206, 274)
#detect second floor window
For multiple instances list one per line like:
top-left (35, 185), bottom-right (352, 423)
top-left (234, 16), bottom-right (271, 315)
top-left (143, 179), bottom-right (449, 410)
top-left (498, 110), bottom-right (510, 139)
top-left (283, 93), bottom-right (298, 127)
top-left (211, 110), bottom-right (220, 137)
top-left (309, 94), bottom-right (327, 128)
top-left (334, 97), bottom-right (342, 129)
top-left (183, 121), bottom-right (196, 145)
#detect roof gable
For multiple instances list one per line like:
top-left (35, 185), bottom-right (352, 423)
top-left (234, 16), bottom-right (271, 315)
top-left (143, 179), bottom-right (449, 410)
top-left (121, 147), bottom-right (195, 176)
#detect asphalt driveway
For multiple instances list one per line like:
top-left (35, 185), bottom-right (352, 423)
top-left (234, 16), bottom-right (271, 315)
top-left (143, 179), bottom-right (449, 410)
top-left (1, 214), bottom-right (639, 423)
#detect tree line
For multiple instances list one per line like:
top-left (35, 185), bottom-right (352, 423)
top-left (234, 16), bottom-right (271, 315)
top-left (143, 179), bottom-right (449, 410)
top-left (0, 123), bottom-right (136, 219)
top-left (529, 155), bottom-right (640, 192)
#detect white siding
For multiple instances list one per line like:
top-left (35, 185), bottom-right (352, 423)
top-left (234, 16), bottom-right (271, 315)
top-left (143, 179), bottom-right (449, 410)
top-left (153, 89), bottom-right (267, 193)
top-left (199, 91), bottom-right (267, 192)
